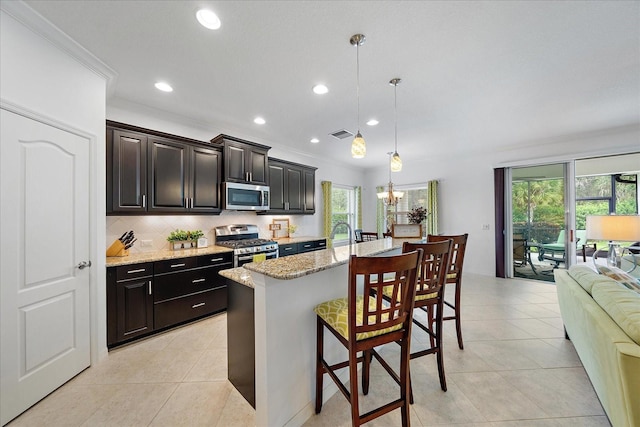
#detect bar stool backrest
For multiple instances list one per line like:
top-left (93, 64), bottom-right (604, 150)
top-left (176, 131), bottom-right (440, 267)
top-left (403, 240), bottom-right (452, 298)
top-left (348, 249), bottom-right (422, 341)
top-left (427, 234), bottom-right (469, 283)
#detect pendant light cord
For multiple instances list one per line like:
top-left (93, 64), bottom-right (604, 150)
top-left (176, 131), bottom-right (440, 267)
top-left (394, 82), bottom-right (398, 152)
top-left (356, 42), bottom-right (360, 133)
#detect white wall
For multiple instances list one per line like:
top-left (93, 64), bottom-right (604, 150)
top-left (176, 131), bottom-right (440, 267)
top-left (364, 125), bottom-right (640, 276)
top-left (1, 3), bottom-right (111, 361)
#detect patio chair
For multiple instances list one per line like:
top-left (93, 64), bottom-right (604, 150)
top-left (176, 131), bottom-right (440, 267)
top-left (538, 230), bottom-right (587, 268)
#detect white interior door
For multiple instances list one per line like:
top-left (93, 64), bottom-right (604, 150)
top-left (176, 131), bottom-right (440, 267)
top-left (0, 109), bottom-right (91, 425)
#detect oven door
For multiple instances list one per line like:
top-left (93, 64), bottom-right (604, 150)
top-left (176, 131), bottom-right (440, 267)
top-left (236, 250), bottom-right (278, 267)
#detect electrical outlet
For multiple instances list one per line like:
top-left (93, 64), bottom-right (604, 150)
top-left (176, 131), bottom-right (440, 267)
top-left (140, 240), bottom-right (152, 248)
top-left (482, 224), bottom-right (490, 230)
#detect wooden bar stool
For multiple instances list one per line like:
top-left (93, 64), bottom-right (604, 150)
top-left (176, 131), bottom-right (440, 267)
top-left (427, 234), bottom-right (468, 350)
top-left (389, 240), bottom-right (453, 394)
top-left (314, 250), bottom-right (423, 427)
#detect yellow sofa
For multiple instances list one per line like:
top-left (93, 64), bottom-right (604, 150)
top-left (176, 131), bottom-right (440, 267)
top-left (555, 265), bottom-right (640, 427)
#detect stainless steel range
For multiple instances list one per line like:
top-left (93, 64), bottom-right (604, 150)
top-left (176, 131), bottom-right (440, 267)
top-left (214, 224), bottom-right (278, 267)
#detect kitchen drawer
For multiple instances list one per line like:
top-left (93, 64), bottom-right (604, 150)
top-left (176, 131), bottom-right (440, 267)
top-left (298, 239), bottom-right (326, 253)
top-left (116, 262), bottom-right (153, 281)
top-left (154, 287), bottom-right (227, 330)
top-left (278, 243), bottom-right (298, 257)
top-left (154, 267), bottom-right (220, 302)
top-left (197, 252), bottom-right (233, 268)
top-left (154, 257), bottom-right (197, 274)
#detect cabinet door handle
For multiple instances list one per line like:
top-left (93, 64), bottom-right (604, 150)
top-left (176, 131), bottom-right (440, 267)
top-left (142, 194), bottom-right (146, 208)
top-left (192, 278), bottom-right (206, 283)
top-left (170, 263), bottom-right (186, 268)
top-left (303, 244), bottom-right (311, 248)
top-left (148, 281), bottom-right (152, 295)
top-left (210, 257), bottom-right (223, 262)
top-left (284, 247), bottom-right (293, 251)
top-left (127, 268), bottom-right (146, 274)
top-left (190, 198), bottom-right (193, 209)
top-left (192, 302), bottom-right (205, 309)
top-left (250, 172), bottom-right (253, 182)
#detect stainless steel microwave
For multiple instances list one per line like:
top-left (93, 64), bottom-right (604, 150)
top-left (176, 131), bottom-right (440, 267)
top-left (223, 182), bottom-right (270, 211)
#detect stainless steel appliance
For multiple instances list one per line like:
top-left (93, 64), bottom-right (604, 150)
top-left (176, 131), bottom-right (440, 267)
top-left (223, 182), bottom-right (270, 211)
top-left (214, 224), bottom-right (278, 267)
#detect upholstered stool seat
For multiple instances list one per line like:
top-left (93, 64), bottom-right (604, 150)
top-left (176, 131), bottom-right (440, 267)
top-left (314, 296), bottom-right (402, 341)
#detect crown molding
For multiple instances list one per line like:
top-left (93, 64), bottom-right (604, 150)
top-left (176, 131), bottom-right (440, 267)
top-left (1, 0), bottom-right (117, 93)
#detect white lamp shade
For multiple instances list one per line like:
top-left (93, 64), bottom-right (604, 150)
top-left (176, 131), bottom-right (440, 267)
top-left (351, 133), bottom-right (366, 158)
top-left (586, 215), bottom-right (640, 241)
top-left (390, 152), bottom-right (402, 172)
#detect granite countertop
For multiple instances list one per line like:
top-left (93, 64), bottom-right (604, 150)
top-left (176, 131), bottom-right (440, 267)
top-left (219, 267), bottom-right (255, 288)
top-left (106, 246), bottom-right (233, 267)
top-left (241, 238), bottom-right (419, 280)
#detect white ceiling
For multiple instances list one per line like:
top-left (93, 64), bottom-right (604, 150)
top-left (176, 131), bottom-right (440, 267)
top-left (24, 0), bottom-right (640, 169)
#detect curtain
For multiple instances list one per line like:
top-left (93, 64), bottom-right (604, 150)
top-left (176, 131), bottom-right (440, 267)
top-left (355, 186), bottom-right (362, 229)
top-left (321, 181), bottom-right (332, 238)
top-left (376, 185), bottom-right (385, 236)
top-left (426, 180), bottom-right (438, 235)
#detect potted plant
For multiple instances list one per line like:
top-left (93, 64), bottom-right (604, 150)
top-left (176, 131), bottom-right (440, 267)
top-left (287, 224), bottom-right (298, 237)
top-left (167, 229), bottom-right (204, 250)
top-left (408, 206), bottom-right (429, 225)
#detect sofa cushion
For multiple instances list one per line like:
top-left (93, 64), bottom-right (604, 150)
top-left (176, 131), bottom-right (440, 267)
top-left (568, 265), bottom-right (615, 295)
top-left (597, 265), bottom-right (640, 293)
top-left (592, 281), bottom-right (640, 345)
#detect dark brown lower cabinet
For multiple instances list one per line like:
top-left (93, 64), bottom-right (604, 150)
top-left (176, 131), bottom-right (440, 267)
top-left (226, 278), bottom-right (255, 408)
top-left (107, 252), bottom-right (232, 348)
top-left (107, 263), bottom-right (154, 346)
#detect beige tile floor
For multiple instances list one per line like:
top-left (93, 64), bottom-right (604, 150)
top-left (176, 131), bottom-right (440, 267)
top-left (9, 273), bottom-right (611, 427)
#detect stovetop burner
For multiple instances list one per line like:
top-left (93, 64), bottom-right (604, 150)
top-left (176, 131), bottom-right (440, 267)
top-left (214, 224), bottom-right (279, 256)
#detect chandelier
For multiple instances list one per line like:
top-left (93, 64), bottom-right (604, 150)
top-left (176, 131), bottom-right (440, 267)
top-left (350, 34), bottom-right (366, 158)
top-left (377, 152), bottom-right (404, 206)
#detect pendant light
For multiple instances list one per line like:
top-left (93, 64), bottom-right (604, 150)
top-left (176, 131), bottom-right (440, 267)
top-left (377, 152), bottom-right (404, 206)
top-left (350, 34), bottom-right (366, 159)
top-left (389, 78), bottom-right (402, 172)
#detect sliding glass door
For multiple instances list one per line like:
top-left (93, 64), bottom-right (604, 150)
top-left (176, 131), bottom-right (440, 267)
top-left (498, 152), bottom-right (639, 283)
top-left (510, 163), bottom-right (571, 282)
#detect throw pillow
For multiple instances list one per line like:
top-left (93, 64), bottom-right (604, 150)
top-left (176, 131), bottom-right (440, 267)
top-left (597, 265), bottom-right (640, 293)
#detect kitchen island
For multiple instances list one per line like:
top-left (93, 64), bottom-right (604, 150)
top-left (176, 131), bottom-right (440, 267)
top-left (219, 238), bottom-right (414, 427)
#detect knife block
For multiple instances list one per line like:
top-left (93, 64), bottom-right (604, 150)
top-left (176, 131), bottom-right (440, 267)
top-left (106, 240), bottom-right (129, 257)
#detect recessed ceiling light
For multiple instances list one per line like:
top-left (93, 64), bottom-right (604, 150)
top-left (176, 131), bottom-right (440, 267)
top-left (366, 119), bottom-right (379, 126)
top-left (313, 84), bottom-right (328, 95)
top-left (310, 138), bottom-right (320, 144)
top-left (254, 117), bottom-right (266, 125)
top-left (196, 9), bottom-right (221, 30)
top-left (154, 82), bottom-right (173, 92)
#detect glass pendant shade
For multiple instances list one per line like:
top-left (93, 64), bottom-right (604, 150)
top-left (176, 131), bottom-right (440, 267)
top-left (351, 132), bottom-right (366, 158)
top-left (390, 151), bottom-right (402, 172)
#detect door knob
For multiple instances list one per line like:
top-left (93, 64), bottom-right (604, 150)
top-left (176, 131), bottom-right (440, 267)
top-left (76, 261), bottom-right (92, 270)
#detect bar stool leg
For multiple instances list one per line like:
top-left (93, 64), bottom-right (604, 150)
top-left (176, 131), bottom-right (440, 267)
top-left (315, 317), bottom-right (324, 414)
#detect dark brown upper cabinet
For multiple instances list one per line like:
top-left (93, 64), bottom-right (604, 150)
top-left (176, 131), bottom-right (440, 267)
top-left (210, 135), bottom-right (270, 186)
top-left (107, 121), bottom-right (222, 215)
top-left (265, 158), bottom-right (316, 215)
top-left (108, 129), bottom-right (148, 213)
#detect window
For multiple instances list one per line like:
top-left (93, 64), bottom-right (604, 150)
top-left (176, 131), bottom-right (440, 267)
top-left (382, 185), bottom-right (429, 236)
top-left (394, 186), bottom-right (429, 224)
top-left (331, 185), bottom-right (356, 242)
top-left (575, 174), bottom-right (638, 229)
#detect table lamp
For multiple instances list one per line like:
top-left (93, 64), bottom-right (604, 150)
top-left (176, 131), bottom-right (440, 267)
top-left (586, 215), bottom-right (640, 268)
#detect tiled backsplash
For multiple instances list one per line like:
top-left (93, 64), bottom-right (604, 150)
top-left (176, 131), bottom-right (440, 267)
top-left (106, 212), bottom-right (313, 253)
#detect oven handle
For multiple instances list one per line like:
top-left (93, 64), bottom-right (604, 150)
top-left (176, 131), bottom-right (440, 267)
top-left (237, 250), bottom-right (278, 262)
